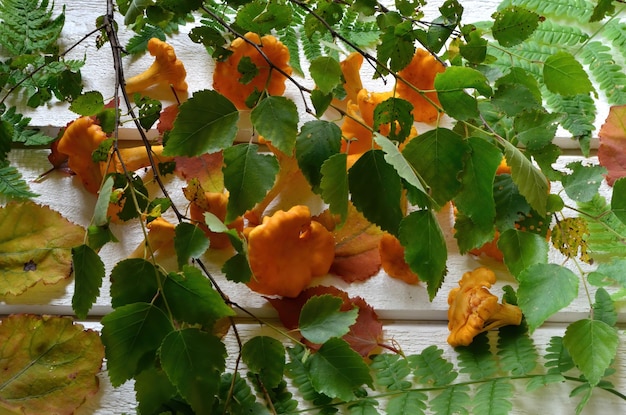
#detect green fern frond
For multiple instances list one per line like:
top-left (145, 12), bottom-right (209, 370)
top-left (0, 160), bottom-right (37, 198)
top-left (302, 31), bottom-right (323, 63)
top-left (370, 354), bottom-right (412, 391)
top-left (337, 8), bottom-right (380, 50)
top-left (1, 106), bottom-right (54, 146)
top-left (277, 25), bottom-right (304, 76)
top-left (545, 92), bottom-right (596, 139)
top-left (473, 379), bottom-right (514, 415)
top-left (214, 372), bottom-right (268, 414)
top-left (386, 391), bottom-right (427, 415)
top-left (580, 41), bottom-right (626, 105)
top-left (497, 0), bottom-right (594, 22)
top-left (429, 384), bottom-right (471, 415)
top-left (252, 377), bottom-right (299, 414)
top-left (0, 0), bottom-right (64, 55)
top-left (456, 333), bottom-right (499, 380)
top-left (409, 346), bottom-right (458, 387)
top-left (544, 336), bottom-right (576, 375)
top-left (497, 324), bottom-right (538, 376)
top-left (604, 20), bottom-right (626, 53)
top-left (531, 21), bottom-right (588, 47)
top-left (592, 288), bottom-right (618, 327)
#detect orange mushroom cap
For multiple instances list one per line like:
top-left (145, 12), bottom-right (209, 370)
top-left (244, 205), bottom-right (335, 298)
top-left (395, 48), bottom-right (445, 123)
top-left (379, 233), bottom-right (419, 284)
top-left (213, 32), bottom-right (292, 109)
top-left (188, 190), bottom-right (244, 250)
top-left (56, 116), bottom-right (108, 194)
top-left (125, 38), bottom-right (188, 95)
top-left (447, 267), bottom-right (522, 347)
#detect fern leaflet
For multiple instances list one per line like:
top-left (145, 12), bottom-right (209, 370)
top-left (277, 25), bottom-right (304, 76)
top-left (497, 0), bottom-right (594, 22)
top-left (0, 0), bottom-right (64, 55)
top-left (0, 160), bottom-right (37, 198)
top-left (1, 106), bottom-right (54, 146)
top-left (285, 345), bottom-right (333, 407)
top-left (496, 324), bottom-right (538, 376)
top-left (455, 332), bottom-right (499, 381)
top-left (370, 353), bottom-right (412, 391)
top-left (531, 21), bottom-right (588, 47)
top-left (409, 345), bottom-right (458, 387)
top-left (473, 379), bottom-right (514, 415)
top-left (386, 391), bottom-right (427, 415)
top-left (577, 195), bottom-right (626, 259)
top-left (592, 288), bottom-right (618, 327)
top-left (214, 372), bottom-right (269, 414)
top-left (544, 336), bottom-right (576, 375)
top-left (579, 41), bottom-right (626, 105)
top-left (429, 384), bottom-right (471, 415)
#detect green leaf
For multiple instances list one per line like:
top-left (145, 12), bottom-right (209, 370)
top-left (543, 51), bottom-right (594, 96)
top-left (295, 120), bottom-right (342, 193)
top-left (311, 89), bottom-right (333, 116)
top-left (456, 333), bottom-right (498, 380)
top-left (372, 98), bottom-right (414, 143)
top-left (100, 302), bottom-right (174, 387)
top-left (399, 210), bottom-right (447, 300)
top-left (242, 336), bottom-right (285, 388)
top-left (71, 244), bottom-right (104, 320)
top-left (563, 319), bottom-right (619, 387)
top-left (310, 56), bottom-right (343, 95)
top-left (409, 345), bottom-right (458, 386)
top-left (611, 177), bottom-right (626, 225)
top-left (236, 0), bottom-right (292, 35)
top-left (513, 109), bottom-right (562, 151)
top-left (373, 133), bottom-right (429, 199)
top-left (498, 228), bottom-right (549, 278)
top-left (222, 252), bottom-right (252, 283)
top-left (434, 67), bottom-right (492, 120)
top-left (592, 288), bottom-right (618, 327)
top-left (68, 91), bottom-right (104, 116)
top-left (163, 265), bottom-right (235, 326)
top-left (348, 149), bottom-right (404, 234)
top-left (306, 338), bottom-right (373, 402)
top-left (502, 140), bottom-right (549, 216)
top-left (370, 354), bottom-right (412, 391)
top-left (402, 128), bottom-right (469, 206)
top-left (560, 161), bottom-right (606, 203)
top-left (110, 258), bottom-right (162, 308)
top-left (299, 295), bottom-right (359, 344)
top-left (286, 345), bottom-right (333, 405)
top-left (320, 153), bottom-right (349, 224)
top-left (517, 264), bottom-right (579, 332)
top-left (134, 367), bottom-right (178, 415)
top-left (160, 328), bottom-right (226, 413)
top-left (135, 94), bottom-right (162, 131)
top-left (493, 174), bottom-right (531, 231)
top-left (454, 137), bottom-right (502, 228)
top-left (223, 143), bottom-right (279, 222)
top-left (174, 222), bottom-right (210, 269)
top-left (460, 25), bottom-right (488, 64)
top-left (250, 96), bottom-right (299, 155)
top-left (164, 89), bottom-right (239, 157)
top-left (376, 20), bottom-right (415, 73)
top-left (473, 379), bottom-right (514, 415)
top-left (590, 0), bottom-right (616, 22)
top-left (497, 324), bottom-right (538, 376)
top-left (491, 6), bottom-right (539, 47)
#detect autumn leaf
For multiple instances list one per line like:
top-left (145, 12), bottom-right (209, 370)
top-left (0, 202), bottom-right (85, 297)
top-left (266, 285), bottom-right (383, 357)
top-left (174, 152), bottom-right (225, 193)
top-left (321, 204), bottom-right (384, 282)
top-left (598, 105), bottom-right (626, 185)
top-left (0, 315), bottom-right (104, 415)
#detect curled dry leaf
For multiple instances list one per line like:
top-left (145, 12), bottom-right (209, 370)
top-left (0, 202), bottom-right (85, 297)
top-left (0, 314), bottom-right (104, 415)
top-left (266, 285), bottom-right (383, 357)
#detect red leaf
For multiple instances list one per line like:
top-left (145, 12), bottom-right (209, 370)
top-left (330, 247), bottom-right (381, 282)
top-left (598, 105), bottom-right (626, 185)
top-left (266, 286), bottom-right (383, 357)
top-left (174, 152), bottom-right (224, 192)
top-left (157, 104), bottom-right (179, 136)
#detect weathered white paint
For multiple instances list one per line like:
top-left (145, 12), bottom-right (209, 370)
top-left (2, 1), bottom-right (625, 414)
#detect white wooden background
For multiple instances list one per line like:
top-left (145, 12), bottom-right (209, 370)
top-left (2, 1), bottom-right (625, 414)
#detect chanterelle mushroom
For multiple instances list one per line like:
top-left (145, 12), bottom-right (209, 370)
top-left (447, 267), bottom-right (522, 347)
top-left (125, 38), bottom-right (188, 95)
top-left (244, 205), bottom-right (335, 297)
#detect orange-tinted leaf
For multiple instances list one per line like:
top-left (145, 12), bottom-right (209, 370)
top-left (0, 315), bottom-right (104, 415)
top-left (0, 202), bottom-right (85, 297)
top-left (598, 105), bottom-right (626, 185)
top-left (327, 205), bottom-right (383, 282)
top-left (157, 104), bottom-right (179, 136)
top-left (266, 285), bottom-right (383, 357)
top-left (174, 152), bottom-right (225, 193)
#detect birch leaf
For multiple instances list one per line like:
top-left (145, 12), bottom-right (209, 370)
top-left (0, 315), bottom-right (104, 415)
top-left (0, 201), bottom-right (84, 296)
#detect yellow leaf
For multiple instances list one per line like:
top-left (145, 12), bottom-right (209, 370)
top-left (0, 315), bottom-right (104, 414)
top-left (0, 202), bottom-right (85, 296)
